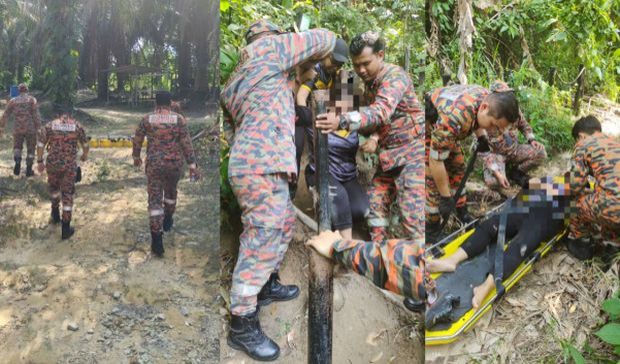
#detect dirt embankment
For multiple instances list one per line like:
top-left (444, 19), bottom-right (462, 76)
top-left (0, 107), bottom-right (220, 363)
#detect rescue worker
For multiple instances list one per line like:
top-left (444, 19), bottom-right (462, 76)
top-left (36, 106), bottom-right (89, 239)
top-left (561, 115), bottom-right (620, 259)
top-left (425, 81), bottom-right (521, 242)
top-left (315, 31), bottom-right (426, 247)
top-left (0, 83), bottom-right (41, 177)
top-left (221, 19), bottom-right (336, 361)
top-left (132, 91), bottom-right (199, 257)
top-left (480, 83), bottom-right (546, 189)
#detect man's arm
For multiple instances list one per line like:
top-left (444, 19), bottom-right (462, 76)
top-left (0, 100), bottom-right (14, 135)
top-left (132, 117), bottom-right (147, 166)
top-left (77, 123), bottom-right (89, 161)
top-left (36, 125), bottom-right (48, 172)
top-left (567, 142), bottom-right (590, 195)
top-left (429, 115), bottom-right (459, 197)
top-left (515, 111), bottom-right (535, 142)
top-left (276, 29), bottom-right (336, 71)
top-left (178, 116), bottom-right (198, 170)
top-left (222, 104), bottom-right (235, 145)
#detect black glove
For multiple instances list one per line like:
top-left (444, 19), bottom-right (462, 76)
top-left (476, 135), bottom-right (491, 153)
top-left (75, 166), bottom-right (82, 183)
top-left (295, 105), bottom-right (313, 127)
top-left (438, 195), bottom-right (455, 220)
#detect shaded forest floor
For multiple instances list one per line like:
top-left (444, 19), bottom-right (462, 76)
top-left (220, 151), bottom-right (424, 363)
top-left (426, 96), bottom-right (620, 363)
top-left (0, 106), bottom-right (220, 363)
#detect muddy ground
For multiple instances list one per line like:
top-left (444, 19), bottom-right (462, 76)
top-left (220, 150), bottom-right (424, 363)
top-left (426, 97), bottom-right (620, 363)
top-left (0, 105), bottom-right (220, 363)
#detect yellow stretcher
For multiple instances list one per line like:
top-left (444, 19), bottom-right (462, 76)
top-left (424, 225), bottom-right (566, 346)
top-left (88, 137), bottom-right (146, 148)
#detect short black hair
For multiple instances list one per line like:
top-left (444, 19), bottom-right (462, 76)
top-left (349, 31), bottom-right (385, 56)
top-left (155, 91), bottom-right (172, 106)
top-left (486, 91), bottom-right (520, 124)
top-left (572, 115), bottom-right (601, 140)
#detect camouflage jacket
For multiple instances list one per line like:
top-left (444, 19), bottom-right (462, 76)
top-left (428, 84), bottom-right (489, 161)
top-left (481, 111), bottom-right (536, 172)
top-left (570, 132), bottom-right (620, 200)
top-left (221, 29), bottom-right (336, 177)
top-left (1, 94), bottom-right (41, 135)
top-left (344, 63), bottom-right (424, 171)
top-left (133, 108), bottom-right (197, 169)
top-left (332, 238), bottom-right (425, 300)
top-left (38, 115), bottom-right (87, 169)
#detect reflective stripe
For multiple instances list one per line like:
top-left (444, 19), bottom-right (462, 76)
top-left (429, 149), bottom-right (450, 161)
top-left (37, 142), bottom-right (45, 147)
top-left (426, 205), bottom-right (439, 213)
top-left (367, 217), bottom-right (390, 227)
top-left (164, 198), bottom-right (176, 204)
top-left (149, 209), bottom-right (164, 217)
top-left (51, 191), bottom-right (61, 198)
top-left (189, 163), bottom-right (197, 169)
top-left (62, 206), bottom-right (73, 212)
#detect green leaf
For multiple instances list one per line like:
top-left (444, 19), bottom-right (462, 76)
top-left (220, 0), bottom-right (230, 12)
top-left (602, 298), bottom-right (620, 318)
top-left (595, 323), bottom-right (620, 345)
top-left (567, 345), bottom-right (586, 364)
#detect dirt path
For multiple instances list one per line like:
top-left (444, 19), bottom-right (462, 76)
top-left (0, 107), bottom-right (220, 363)
top-left (426, 103), bottom-right (620, 363)
top-left (219, 154), bottom-right (424, 363)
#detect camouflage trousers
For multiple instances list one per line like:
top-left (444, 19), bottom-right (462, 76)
top-left (367, 156), bottom-right (425, 247)
top-left (425, 141), bottom-right (466, 224)
top-left (332, 238), bottom-right (426, 300)
top-left (47, 163), bottom-right (77, 222)
top-left (146, 164), bottom-right (181, 233)
top-left (482, 143), bottom-right (547, 188)
top-left (569, 191), bottom-right (620, 242)
top-left (13, 132), bottom-right (37, 162)
top-left (229, 173), bottom-right (295, 315)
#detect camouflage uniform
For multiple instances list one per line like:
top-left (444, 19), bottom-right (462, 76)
top-left (133, 108), bottom-right (197, 233)
top-left (343, 63), bottom-right (425, 246)
top-left (331, 238), bottom-right (426, 300)
top-left (38, 116), bottom-right (88, 222)
top-left (567, 132), bottom-right (620, 241)
top-left (482, 111), bottom-right (546, 188)
top-left (222, 28), bottom-right (336, 315)
top-left (426, 84), bottom-right (490, 224)
top-left (1, 92), bottom-right (41, 166)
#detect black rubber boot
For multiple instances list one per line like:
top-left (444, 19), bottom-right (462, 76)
top-left (257, 272), bottom-right (300, 307)
top-left (425, 293), bottom-right (460, 329)
top-left (51, 206), bottom-right (61, 224)
top-left (426, 220), bottom-right (442, 245)
top-left (151, 231), bottom-right (164, 257)
top-left (25, 161), bottom-right (34, 177)
top-left (456, 206), bottom-right (474, 224)
top-left (61, 221), bottom-right (75, 239)
top-left (403, 298), bottom-right (425, 313)
top-left (163, 214), bottom-right (174, 232)
top-left (508, 168), bottom-right (530, 188)
top-left (13, 159), bottom-right (21, 176)
top-left (566, 237), bottom-right (594, 261)
top-left (228, 310), bottom-right (280, 361)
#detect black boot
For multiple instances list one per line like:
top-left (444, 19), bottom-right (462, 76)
top-left (403, 297), bottom-right (425, 313)
top-left (228, 310), bottom-right (280, 361)
top-left (61, 221), bottom-right (75, 239)
top-left (151, 231), bottom-right (164, 257)
top-left (566, 237), bottom-right (594, 261)
top-left (508, 168), bottom-right (530, 188)
top-left (25, 162), bottom-right (34, 177)
top-left (51, 206), bottom-right (61, 224)
top-left (456, 206), bottom-right (474, 224)
top-left (163, 214), bottom-right (174, 232)
top-left (425, 293), bottom-right (460, 329)
top-left (257, 272), bottom-right (300, 306)
top-left (13, 159), bottom-right (21, 176)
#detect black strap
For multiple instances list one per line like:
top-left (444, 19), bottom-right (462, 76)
top-left (494, 206), bottom-right (508, 298)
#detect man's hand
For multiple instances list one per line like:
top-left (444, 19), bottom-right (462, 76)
top-left (360, 137), bottom-right (378, 154)
top-left (37, 161), bottom-right (45, 174)
top-left (476, 135), bottom-right (491, 153)
top-left (530, 140), bottom-right (544, 151)
top-left (315, 112), bottom-right (339, 134)
top-left (133, 158), bottom-right (142, 168)
top-left (438, 196), bottom-right (455, 221)
top-left (305, 230), bottom-right (342, 258)
top-left (495, 172), bottom-right (510, 189)
top-left (189, 166), bottom-right (200, 182)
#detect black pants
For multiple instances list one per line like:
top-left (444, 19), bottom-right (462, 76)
top-left (306, 172), bottom-right (369, 230)
top-left (461, 198), bottom-right (564, 279)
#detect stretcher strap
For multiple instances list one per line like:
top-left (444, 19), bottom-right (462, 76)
top-left (494, 209), bottom-right (508, 298)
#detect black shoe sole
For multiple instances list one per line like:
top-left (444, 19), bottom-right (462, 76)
top-left (61, 230), bottom-right (75, 240)
top-left (227, 336), bottom-right (280, 362)
top-left (257, 288), bottom-right (300, 307)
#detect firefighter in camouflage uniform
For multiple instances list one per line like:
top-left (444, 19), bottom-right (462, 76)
top-left (315, 31), bottom-right (426, 248)
top-left (36, 106), bottom-right (89, 239)
top-left (221, 20), bottom-right (336, 361)
top-left (1, 83), bottom-right (41, 177)
top-left (132, 91), bottom-right (199, 258)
